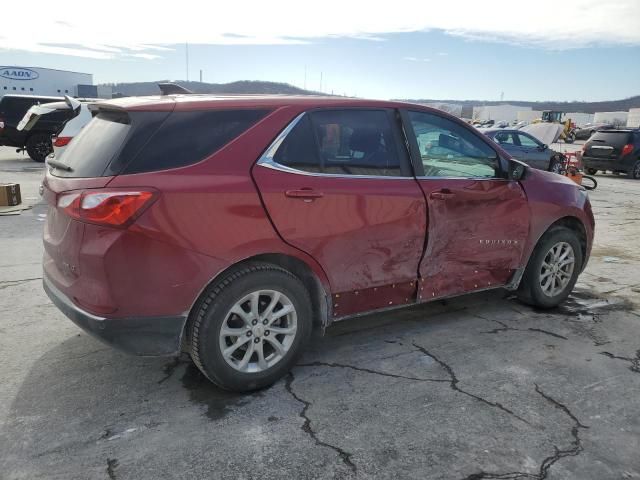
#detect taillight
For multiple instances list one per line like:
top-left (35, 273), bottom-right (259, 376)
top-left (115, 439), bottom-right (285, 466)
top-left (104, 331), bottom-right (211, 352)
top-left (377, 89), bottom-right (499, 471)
top-left (57, 190), bottom-right (157, 227)
top-left (621, 144), bottom-right (633, 156)
top-left (53, 136), bottom-right (73, 147)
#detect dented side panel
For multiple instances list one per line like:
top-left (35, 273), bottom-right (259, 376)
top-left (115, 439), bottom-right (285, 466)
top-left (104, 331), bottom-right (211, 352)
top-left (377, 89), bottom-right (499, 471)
top-left (416, 178), bottom-right (530, 300)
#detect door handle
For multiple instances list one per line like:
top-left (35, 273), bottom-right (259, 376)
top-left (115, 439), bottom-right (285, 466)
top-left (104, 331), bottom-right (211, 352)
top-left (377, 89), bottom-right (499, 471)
top-left (430, 189), bottom-right (455, 200)
top-left (285, 189), bottom-right (324, 200)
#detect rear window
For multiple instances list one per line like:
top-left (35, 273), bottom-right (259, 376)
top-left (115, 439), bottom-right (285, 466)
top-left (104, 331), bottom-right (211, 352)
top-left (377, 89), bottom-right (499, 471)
top-left (590, 131), bottom-right (631, 147)
top-left (54, 111), bottom-right (131, 177)
top-left (52, 108), bottom-right (269, 178)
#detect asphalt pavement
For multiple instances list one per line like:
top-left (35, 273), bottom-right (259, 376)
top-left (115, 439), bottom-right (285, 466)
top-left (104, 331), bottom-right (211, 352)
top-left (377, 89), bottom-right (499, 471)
top-left (1, 147), bottom-right (639, 480)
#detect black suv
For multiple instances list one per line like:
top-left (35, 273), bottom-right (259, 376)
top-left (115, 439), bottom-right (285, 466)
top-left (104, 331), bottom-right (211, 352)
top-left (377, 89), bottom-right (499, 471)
top-left (583, 129), bottom-right (640, 178)
top-left (0, 94), bottom-right (71, 161)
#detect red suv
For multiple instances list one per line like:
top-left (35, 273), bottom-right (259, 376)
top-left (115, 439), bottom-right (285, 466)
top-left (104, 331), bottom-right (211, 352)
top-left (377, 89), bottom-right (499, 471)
top-left (42, 95), bottom-right (594, 391)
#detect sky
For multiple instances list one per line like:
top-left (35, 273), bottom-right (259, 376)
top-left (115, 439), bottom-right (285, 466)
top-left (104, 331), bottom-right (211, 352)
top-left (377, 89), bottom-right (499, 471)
top-left (1, 0), bottom-right (639, 101)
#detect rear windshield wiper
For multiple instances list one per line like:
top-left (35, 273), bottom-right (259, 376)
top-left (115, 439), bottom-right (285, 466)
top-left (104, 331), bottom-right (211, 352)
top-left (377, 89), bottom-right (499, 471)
top-left (46, 159), bottom-right (74, 172)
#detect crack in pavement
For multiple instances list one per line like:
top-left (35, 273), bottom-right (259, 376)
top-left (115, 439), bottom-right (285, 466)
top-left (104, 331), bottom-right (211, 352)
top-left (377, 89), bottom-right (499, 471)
top-left (462, 384), bottom-right (588, 480)
top-left (478, 318), bottom-right (568, 341)
top-left (297, 361), bottom-right (450, 383)
top-left (411, 342), bottom-right (530, 425)
top-left (0, 277), bottom-right (42, 290)
top-left (284, 372), bottom-right (357, 473)
top-left (600, 350), bottom-right (640, 373)
top-left (106, 458), bottom-right (118, 480)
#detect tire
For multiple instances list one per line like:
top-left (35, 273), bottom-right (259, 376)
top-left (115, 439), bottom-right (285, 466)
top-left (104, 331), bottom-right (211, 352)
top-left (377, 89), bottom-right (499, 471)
top-left (564, 132), bottom-right (575, 144)
top-left (26, 134), bottom-right (52, 162)
top-left (586, 168), bottom-right (598, 175)
top-left (631, 160), bottom-right (640, 179)
top-left (548, 155), bottom-right (564, 174)
top-left (517, 226), bottom-right (583, 309)
top-left (189, 263), bottom-right (312, 392)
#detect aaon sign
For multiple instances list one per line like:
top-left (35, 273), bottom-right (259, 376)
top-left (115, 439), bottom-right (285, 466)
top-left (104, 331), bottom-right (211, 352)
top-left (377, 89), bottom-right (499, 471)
top-left (0, 67), bottom-right (40, 81)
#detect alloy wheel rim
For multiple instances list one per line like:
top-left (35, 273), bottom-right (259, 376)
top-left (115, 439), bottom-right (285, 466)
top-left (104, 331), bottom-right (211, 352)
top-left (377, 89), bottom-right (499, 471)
top-left (219, 290), bottom-right (297, 373)
top-left (539, 241), bottom-right (575, 297)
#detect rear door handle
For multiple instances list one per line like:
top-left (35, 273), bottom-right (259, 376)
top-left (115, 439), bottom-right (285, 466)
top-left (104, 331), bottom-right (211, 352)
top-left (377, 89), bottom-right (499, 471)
top-left (285, 189), bottom-right (324, 200)
top-left (430, 189), bottom-right (455, 200)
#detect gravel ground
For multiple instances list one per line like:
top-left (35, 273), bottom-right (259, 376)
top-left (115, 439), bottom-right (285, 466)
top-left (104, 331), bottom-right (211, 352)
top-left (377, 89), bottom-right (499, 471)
top-left (0, 145), bottom-right (639, 480)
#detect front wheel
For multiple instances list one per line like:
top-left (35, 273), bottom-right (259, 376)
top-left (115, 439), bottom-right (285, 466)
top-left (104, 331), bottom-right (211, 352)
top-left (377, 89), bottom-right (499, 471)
top-left (631, 160), bottom-right (640, 180)
top-left (26, 134), bottom-right (52, 162)
top-left (564, 132), bottom-right (575, 144)
top-left (189, 264), bottom-right (312, 392)
top-left (517, 227), bottom-right (583, 308)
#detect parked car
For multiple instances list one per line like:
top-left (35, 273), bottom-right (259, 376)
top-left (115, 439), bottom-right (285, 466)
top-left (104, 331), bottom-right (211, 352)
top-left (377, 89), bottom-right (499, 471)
top-left (42, 95), bottom-right (594, 392)
top-left (0, 94), bottom-right (71, 161)
top-left (582, 129), bottom-right (640, 178)
top-left (574, 123), bottom-right (614, 140)
top-left (482, 128), bottom-right (564, 172)
top-left (52, 102), bottom-right (93, 158)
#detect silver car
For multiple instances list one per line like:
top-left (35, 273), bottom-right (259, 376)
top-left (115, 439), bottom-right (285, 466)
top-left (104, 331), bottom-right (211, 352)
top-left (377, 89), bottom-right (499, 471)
top-left (482, 129), bottom-right (563, 173)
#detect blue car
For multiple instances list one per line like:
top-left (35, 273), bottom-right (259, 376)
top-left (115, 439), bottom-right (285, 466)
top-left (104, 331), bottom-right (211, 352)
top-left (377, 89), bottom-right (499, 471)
top-left (482, 129), bottom-right (564, 173)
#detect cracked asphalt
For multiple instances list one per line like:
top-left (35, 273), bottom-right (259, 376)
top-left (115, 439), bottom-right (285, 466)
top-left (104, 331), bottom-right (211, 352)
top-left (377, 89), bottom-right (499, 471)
top-left (1, 147), bottom-right (639, 479)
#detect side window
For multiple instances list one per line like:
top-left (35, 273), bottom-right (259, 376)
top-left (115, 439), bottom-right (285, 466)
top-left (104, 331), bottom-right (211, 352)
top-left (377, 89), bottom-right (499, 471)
top-left (517, 133), bottom-right (540, 148)
top-left (494, 132), bottom-right (517, 146)
top-left (274, 109), bottom-right (404, 176)
top-left (407, 111), bottom-right (499, 178)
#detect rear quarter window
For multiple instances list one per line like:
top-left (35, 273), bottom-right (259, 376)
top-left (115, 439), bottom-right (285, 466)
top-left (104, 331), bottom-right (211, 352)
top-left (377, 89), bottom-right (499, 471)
top-left (123, 109), bottom-right (269, 174)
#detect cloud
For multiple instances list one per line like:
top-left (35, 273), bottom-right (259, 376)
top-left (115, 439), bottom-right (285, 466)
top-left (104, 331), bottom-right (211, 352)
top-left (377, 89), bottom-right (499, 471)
top-left (3, 0), bottom-right (639, 59)
top-left (403, 57), bottom-right (431, 62)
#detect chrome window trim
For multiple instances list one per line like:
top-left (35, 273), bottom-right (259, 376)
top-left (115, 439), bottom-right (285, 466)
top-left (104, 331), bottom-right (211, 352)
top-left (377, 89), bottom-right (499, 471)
top-left (256, 111), bottom-right (413, 180)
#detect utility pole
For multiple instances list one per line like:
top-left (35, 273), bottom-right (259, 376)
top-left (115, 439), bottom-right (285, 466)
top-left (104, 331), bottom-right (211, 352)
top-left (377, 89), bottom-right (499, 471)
top-left (186, 42), bottom-right (189, 81)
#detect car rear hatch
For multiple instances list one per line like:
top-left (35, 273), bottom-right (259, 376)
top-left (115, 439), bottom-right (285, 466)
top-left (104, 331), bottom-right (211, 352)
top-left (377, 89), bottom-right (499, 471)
top-left (583, 130), bottom-right (632, 161)
top-left (42, 102), bottom-right (174, 313)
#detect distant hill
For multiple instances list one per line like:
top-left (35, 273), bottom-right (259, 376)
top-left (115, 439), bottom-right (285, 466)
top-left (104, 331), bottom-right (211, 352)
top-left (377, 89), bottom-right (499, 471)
top-left (400, 96), bottom-right (640, 114)
top-left (101, 80), bottom-right (321, 97)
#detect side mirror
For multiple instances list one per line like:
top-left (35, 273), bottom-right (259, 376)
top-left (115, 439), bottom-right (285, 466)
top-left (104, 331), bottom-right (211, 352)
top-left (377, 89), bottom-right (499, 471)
top-left (539, 144), bottom-right (548, 151)
top-left (510, 161), bottom-right (527, 181)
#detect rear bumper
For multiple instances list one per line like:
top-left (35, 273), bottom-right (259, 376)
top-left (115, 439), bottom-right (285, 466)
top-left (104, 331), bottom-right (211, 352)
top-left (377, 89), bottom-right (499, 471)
top-left (43, 274), bottom-right (186, 356)
top-left (582, 157), bottom-right (622, 171)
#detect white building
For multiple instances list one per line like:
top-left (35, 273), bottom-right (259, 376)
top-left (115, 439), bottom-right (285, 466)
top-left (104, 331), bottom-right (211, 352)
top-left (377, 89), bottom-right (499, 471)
top-left (565, 112), bottom-right (594, 127)
top-left (593, 111), bottom-right (628, 126)
top-left (517, 110), bottom-right (541, 123)
top-left (473, 105), bottom-right (531, 123)
top-left (0, 66), bottom-right (107, 99)
top-left (626, 108), bottom-right (640, 128)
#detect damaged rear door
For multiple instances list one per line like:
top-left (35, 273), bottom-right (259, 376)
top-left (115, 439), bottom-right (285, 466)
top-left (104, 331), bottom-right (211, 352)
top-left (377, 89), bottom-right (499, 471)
top-left (401, 109), bottom-right (530, 300)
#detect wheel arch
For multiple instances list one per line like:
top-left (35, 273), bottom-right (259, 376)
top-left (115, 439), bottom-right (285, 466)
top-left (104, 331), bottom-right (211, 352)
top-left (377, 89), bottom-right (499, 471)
top-left (182, 253), bottom-right (331, 350)
top-left (527, 215), bottom-right (588, 274)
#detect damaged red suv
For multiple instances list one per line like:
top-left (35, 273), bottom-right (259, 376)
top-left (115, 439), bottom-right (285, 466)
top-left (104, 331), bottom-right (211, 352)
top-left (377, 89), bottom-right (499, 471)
top-left (43, 95), bottom-right (594, 391)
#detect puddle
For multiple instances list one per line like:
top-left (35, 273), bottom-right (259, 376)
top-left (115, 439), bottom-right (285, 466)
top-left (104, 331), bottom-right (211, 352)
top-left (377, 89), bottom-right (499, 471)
top-left (180, 363), bottom-right (262, 420)
top-left (532, 289), bottom-right (634, 316)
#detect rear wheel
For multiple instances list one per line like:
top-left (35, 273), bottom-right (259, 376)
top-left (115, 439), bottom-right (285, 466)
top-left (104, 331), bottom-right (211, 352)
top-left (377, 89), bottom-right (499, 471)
top-left (26, 134), bottom-right (52, 162)
top-left (631, 160), bottom-right (640, 179)
top-left (585, 168), bottom-right (598, 175)
top-left (189, 264), bottom-right (312, 392)
top-left (517, 227), bottom-right (583, 309)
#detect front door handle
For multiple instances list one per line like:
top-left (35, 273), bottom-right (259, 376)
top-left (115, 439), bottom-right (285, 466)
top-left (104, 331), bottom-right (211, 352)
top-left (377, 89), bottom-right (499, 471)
top-left (285, 188), bottom-right (324, 200)
top-left (430, 189), bottom-right (455, 200)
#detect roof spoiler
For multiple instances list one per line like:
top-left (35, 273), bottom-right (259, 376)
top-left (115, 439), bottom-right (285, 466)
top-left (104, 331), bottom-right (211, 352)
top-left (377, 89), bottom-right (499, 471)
top-left (158, 83), bottom-right (194, 95)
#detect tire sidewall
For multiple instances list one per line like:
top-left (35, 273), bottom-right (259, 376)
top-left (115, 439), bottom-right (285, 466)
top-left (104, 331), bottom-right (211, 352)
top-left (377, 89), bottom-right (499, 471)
top-left (194, 268), bottom-right (312, 391)
top-left (26, 134), bottom-right (51, 162)
top-left (522, 227), bottom-right (583, 308)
